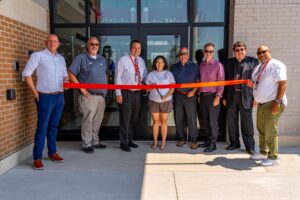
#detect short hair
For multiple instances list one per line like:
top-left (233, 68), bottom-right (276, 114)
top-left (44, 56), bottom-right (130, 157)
top-left (152, 55), bottom-right (168, 71)
top-left (233, 41), bottom-right (247, 50)
top-left (130, 40), bottom-right (142, 49)
top-left (204, 43), bottom-right (215, 49)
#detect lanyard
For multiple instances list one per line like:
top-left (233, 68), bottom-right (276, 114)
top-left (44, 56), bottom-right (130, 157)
top-left (256, 59), bottom-right (271, 83)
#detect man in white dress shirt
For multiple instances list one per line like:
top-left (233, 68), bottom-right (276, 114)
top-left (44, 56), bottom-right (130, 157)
top-left (250, 45), bottom-right (287, 166)
top-left (22, 34), bottom-right (68, 170)
top-left (115, 40), bottom-right (147, 152)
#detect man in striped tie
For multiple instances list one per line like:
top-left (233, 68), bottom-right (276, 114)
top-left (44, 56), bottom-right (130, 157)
top-left (115, 40), bottom-right (148, 152)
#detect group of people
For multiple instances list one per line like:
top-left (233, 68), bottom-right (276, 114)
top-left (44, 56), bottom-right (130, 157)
top-left (22, 34), bottom-right (287, 170)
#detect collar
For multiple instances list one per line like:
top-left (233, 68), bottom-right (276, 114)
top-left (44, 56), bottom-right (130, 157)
top-left (86, 52), bottom-right (100, 60)
top-left (203, 59), bottom-right (216, 65)
top-left (45, 48), bottom-right (58, 56)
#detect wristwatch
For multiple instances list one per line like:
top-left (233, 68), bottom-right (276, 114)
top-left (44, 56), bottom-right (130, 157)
top-left (274, 99), bottom-right (282, 104)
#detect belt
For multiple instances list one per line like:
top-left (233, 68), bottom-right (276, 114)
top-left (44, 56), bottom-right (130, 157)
top-left (235, 88), bottom-right (242, 92)
top-left (89, 92), bottom-right (104, 96)
top-left (175, 90), bottom-right (189, 95)
top-left (200, 92), bottom-right (216, 96)
top-left (38, 91), bottom-right (63, 94)
top-left (127, 90), bottom-right (141, 93)
top-left (258, 101), bottom-right (273, 106)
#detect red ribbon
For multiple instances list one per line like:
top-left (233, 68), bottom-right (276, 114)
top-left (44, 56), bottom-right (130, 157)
top-left (64, 80), bottom-right (251, 90)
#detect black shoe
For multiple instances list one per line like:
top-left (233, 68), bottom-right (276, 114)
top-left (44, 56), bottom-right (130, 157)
top-left (93, 143), bottom-right (107, 149)
top-left (226, 144), bottom-right (240, 150)
top-left (82, 146), bottom-right (94, 153)
top-left (120, 144), bottom-right (131, 152)
top-left (129, 142), bottom-right (139, 148)
top-left (247, 149), bottom-right (256, 155)
top-left (198, 141), bottom-right (209, 148)
top-left (204, 143), bottom-right (216, 152)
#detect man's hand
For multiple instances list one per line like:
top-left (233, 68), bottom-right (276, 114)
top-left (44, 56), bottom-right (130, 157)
top-left (116, 95), bottom-right (123, 104)
top-left (222, 99), bottom-right (227, 106)
top-left (186, 91), bottom-right (195, 98)
top-left (252, 100), bottom-right (257, 108)
top-left (33, 90), bottom-right (39, 102)
top-left (272, 102), bottom-right (280, 115)
top-left (213, 96), bottom-right (220, 107)
top-left (80, 88), bottom-right (90, 97)
top-left (246, 79), bottom-right (254, 88)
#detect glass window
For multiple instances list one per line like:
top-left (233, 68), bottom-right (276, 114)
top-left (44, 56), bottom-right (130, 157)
top-left (192, 27), bottom-right (225, 61)
top-left (192, 0), bottom-right (225, 22)
top-left (89, 0), bottom-right (136, 23)
top-left (54, 0), bottom-right (85, 23)
top-left (98, 35), bottom-right (131, 126)
top-left (55, 28), bottom-right (86, 130)
top-left (141, 0), bottom-right (187, 23)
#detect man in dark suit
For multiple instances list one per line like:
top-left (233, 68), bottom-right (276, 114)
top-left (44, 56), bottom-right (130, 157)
top-left (223, 41), bottom-right (259, 155)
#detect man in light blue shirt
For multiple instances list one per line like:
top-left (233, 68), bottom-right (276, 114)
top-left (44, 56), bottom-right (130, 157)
top-left (22, 34), bottom-right (68, 170)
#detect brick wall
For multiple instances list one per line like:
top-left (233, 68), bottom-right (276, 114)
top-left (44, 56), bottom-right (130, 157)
top-left (0, 15), bottom-right (48, 159)
top-left (233, 0), bottom-right (300, 143)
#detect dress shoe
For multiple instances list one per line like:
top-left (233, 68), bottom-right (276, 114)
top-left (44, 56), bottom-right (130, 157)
top-left (204, 143), bottom-right (217, 152)
top-left (33, 159), bottom-right (44, 170)
top-left (93, 143), bottom-right (107, 149)
top-left (190, 143), bottom-right (198, 149)
top-left (247, 149), bottom-right (256, 155)
top-left (198, 141), bottom-right (209, 148)
top-left (226, 144), bottom-right (240, 150)
top-left (82, 146), bottom-right (94, 153)
top-left (176, 140), bottom-right (185, 147)
top-left (49, 153), bottom-right (64, 163)
top-left (129, 142), bottom-right (138, 148)
top-left (120, 144), bottom-right (131, 152)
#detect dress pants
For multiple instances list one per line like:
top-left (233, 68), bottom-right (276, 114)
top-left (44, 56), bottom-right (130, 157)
top-left (119, 90), bottom-right (141, 145)
top-left (173, 93), bottom-right (198, 142)
top-left (33, 93), bottom-right (64, 160)
top-left (227, 92), bottom-right (255, 150)
top-left (78, 94), bottom-right (105, 148)
top-left (200, 93), bottom-right (220, 144)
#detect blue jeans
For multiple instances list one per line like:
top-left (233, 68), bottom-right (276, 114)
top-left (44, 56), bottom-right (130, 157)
top-left (33, 93), bottom-right (64, 160)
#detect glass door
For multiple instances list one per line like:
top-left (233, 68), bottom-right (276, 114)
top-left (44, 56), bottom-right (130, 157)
top-left (138, 27), bottom-right (188, 140)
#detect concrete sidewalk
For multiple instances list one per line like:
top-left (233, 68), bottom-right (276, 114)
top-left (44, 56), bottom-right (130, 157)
top-left (0, 142), bottom-right (300, 200)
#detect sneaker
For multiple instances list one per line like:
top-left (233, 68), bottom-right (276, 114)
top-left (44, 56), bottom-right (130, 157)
top-left (93, 143), bottom-right (107, 149)
top-left (49, 153), bottom-right (64, 163)
top-left (128, 142), bottom-right (139, 148)
top-left (259, 159), bottom-right (280, 167)
top-left (33, 159), bottom-right (44, 170)
top-left (250, 153), bottom-right (268, 160)
top-left (82, 146), bottom-right (94, 153)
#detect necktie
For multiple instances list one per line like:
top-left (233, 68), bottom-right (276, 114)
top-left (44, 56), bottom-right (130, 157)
top-left (134, 58), bottom-right (142, 85)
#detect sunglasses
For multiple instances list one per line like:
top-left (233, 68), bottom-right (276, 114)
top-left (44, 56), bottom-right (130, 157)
top-left (235, 48), bottom-right (245, 52)
top-left (257, 50), bottom-right (268, 56)
top-left (204, 50), bottom-right (214, 54)
top-left (179, 52), bottom-right (188, 56)
top-left (89, 43), bottom-right (99, 47)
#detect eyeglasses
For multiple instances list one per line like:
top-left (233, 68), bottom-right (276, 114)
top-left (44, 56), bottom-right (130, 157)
top-left (204, 50), bottom-right (214, 54)
top-left (257, 50), bottom-right (268, 56)
top-left (89, 43), bottom-right (99, 47)
top-left (235, 48), bottom-right (245, 52)
top-left (179, 52), bottom-right (188, 56)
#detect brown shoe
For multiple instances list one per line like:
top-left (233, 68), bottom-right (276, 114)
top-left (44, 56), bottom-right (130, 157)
top-left (176, 140), bottom-right (185, 147)
top-left (191, 143), bottom-right (198, 149)
top-left (33, 159), bottom-right (44, 170)
top-left (49, 153), bottom-right (64, 163)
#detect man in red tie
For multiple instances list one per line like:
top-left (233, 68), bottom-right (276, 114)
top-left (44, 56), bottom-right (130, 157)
top-left (115, 40), bottom-right (148, 152)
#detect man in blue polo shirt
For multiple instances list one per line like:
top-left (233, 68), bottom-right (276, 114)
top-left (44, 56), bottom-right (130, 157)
top-left (68, 37), bottom-right (108, 153)
top-left (171, 47), bottom-right (200, 149)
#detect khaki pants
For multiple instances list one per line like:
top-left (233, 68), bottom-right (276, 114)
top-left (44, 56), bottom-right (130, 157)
top-left (257, 101), bottom-right (285, 160)
top-left (79, 94), bottom-right (105, 148)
